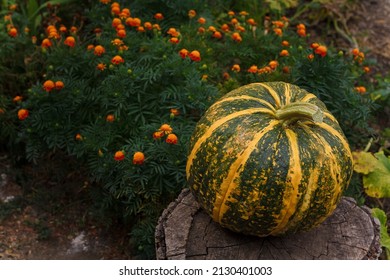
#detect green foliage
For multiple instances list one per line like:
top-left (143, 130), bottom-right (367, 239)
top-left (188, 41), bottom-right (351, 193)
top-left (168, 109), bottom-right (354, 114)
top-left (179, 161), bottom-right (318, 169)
top-left (1, 0), bottom-right (389, 258)
top-left (371, 208), bottom-right (390, 259)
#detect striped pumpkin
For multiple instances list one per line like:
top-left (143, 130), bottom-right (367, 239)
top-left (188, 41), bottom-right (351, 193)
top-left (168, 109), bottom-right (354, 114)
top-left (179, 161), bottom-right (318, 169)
top-left (186, 82), bottom-right (353, 237)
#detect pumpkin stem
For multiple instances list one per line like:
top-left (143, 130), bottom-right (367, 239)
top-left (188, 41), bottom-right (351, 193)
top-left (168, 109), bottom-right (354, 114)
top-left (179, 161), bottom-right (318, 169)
top-left (275, 102), bottom-right (323, 124)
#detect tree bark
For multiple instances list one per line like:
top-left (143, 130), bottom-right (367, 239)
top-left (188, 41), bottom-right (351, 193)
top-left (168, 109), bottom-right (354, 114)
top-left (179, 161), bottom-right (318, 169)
top-left (155, 188), bottom-right (382, 260)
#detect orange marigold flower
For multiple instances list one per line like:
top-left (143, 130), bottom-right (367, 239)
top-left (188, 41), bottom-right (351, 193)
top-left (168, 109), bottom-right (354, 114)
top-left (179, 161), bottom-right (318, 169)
top-left (94, 45), bottom-right (106, 56)
top-left (100, 0), bottom-right (111, 4)
top-left (55, 81), bottom-right (64, 90)
top-left (159, 124), bottom-right (173, 134)
top-left (8, 27), bottom-right (17, 37)
top-left (314, 45), bottom-right (327, 57)
top-left (144, 22), bottom-right (152, 30)
top-left (167, 27), bottom-right (180, 37)
top-left (59, 25), bottom-right (67, 33)
top-left (18, 109), bottom-right (29, 120)
top-left (112, 18), bottom-right (122, 27)
top-left (166, 133), bottom-right (178, 144)
top-left (170, 108), bottom-right (180, 116)
top-left (43, 80), bottom-right (55, 92)
top-left (239, 11), bottom-right (249, 16)
top-left (126, 17), bottom-right (141, 27)
top-left (111, 38), bottom-right (124, 46)
top-left (121, 8), bottom-right (131, 18)
top-left (297, 28), bottom-right (306, 37)
top-left (153, 24), bottom-right (161, 30)
top-left (311, 42), bottom-right (319, 49)
top-left (111, 6), bottom-right (120, 15)
top-left (282, 66), bottom-right (290, 74)
top-left (111, 55), bottom-right (124, 64)
top-left (223, 72), bottom-right (230, 80)
top-left (355, 86), bottom-right (367, 94)
top-left (153, 131), bottom-right (165, 139)
top-left (231, 64), bottom-right (240, 72)
top-left (197, 17), bottom-right (206, 25)
top-left (228, 11), bottom-right (235, 17)
top-left (154, 13), bottom-right (164, 20)
top-left (273, 28), bottom-right (283, 36)
top-left (87, 44), bottom-right (94, 51)
top-left (351, 48), bottom-right (360, 56)
top-left (137, 26), bottom-right (145, 32)
top-left (96, 63), bottom-right (106, 71)
top-left (279, 49), bottom-right (289, 57)
top-left (212, 31), bottom-right (222, 39)
top-left (363, 66), bottom-right (371, 73)
top-left (221, 24), bottom-right (230, 32)
top-left (268, 60), bottom-right (278, 70)
top-left (106, 114), bottom-right (115, 122)
top-left (281, 40), bottom-right (289, 47)
top-left (231, 18), bottom-right (238, 25)
top-left (64, 36), bottom-right (75, 47)
top-left (75, 133), bottom-right (83, 141)
top-left (133, 152), bottom-right (145, 165)
top-left (208, 26), bottom-right (216, 33)
top-left (179, 48), bottom-right (189, 59)
top-left (169, 37), bottom-right (179, 44)
top-left (198, 27), bottom-right (205, 34)
top-left (189, 50), bottom-right (201, 62)
top-left (231, 32), bottom-right (242, 42)
top-left (272, 21), bottom-right (284, 28)
top-left (41, 38), bottom-right (52, 48)
top-left (70, 26), bottom-right (78, 34)
top-left (188, 9), bottom-right (196, 19)
top-left (308, 53), bottom-right (315, 61)
top-left (117, 29), bottom-right (126, 38)
top-left (114, 151), bottom-right (125, 161)
top-left (13, 95), bottom-right (22, 102)
top-left (247, 65), bottom-right (258, 73)
top-left (247, 18), bottom-right (256, 26)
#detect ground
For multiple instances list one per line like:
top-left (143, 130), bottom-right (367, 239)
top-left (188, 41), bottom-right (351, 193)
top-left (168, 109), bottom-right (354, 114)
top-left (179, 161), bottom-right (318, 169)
top-left (0, 0), bottom-right (389, 260)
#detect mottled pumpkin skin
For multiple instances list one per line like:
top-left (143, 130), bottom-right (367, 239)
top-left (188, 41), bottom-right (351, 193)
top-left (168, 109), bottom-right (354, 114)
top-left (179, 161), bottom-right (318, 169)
top-left (186, 82), bottom-right (353, 237)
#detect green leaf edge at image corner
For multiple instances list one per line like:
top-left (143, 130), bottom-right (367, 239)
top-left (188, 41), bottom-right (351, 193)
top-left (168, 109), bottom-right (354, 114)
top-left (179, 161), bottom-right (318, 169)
top-left (352, 151), bottom-right (390, 198)
top-left (371, 208), bottom-right (390, 258)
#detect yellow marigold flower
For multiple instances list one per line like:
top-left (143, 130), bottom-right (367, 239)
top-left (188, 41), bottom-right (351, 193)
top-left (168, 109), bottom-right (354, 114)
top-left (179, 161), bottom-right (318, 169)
top-left (64, 36), bottom-right (76, 47)
top-left (133, 152), bottom-right (145, 165)
top-left (188, 9), bottom-right (196, 19)
top-left (166, 133), bottom-right (178, 144)
top-left (18, 109), bottom-right (29, 120)
top-left (96, 63), bottom-right (106, 71)
top-left (94, 45), bottom-right (106, 56)
top-left (43, 80), bottom-right (55, 92)
top-left (55, 81), bottom-right (64, 90)
top-left (114, 151), bottom-right (125, 161)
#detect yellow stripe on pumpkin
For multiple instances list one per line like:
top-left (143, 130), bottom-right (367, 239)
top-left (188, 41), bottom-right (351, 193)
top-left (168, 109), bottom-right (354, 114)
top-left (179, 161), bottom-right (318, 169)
top-left (186, 108), bottom-right (275, 179)
top-left (209, 95), bottom-right (276, 112)
top-left (213, 120), bottom-right (279, 222)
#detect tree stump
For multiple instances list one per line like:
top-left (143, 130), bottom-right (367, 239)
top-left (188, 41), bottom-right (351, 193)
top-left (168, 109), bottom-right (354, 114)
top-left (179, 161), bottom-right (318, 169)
top-left (155, 189), bottom-right (382, 260)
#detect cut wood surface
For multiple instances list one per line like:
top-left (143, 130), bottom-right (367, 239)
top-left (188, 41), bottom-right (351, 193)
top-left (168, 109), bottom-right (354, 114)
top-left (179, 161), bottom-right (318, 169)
top-left (155, 189), bottom-right (382, 260)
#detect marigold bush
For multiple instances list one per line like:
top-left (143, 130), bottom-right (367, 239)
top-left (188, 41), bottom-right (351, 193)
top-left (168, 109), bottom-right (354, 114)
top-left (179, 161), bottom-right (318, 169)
top-left (1, 0), bottom-right (388, 258)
